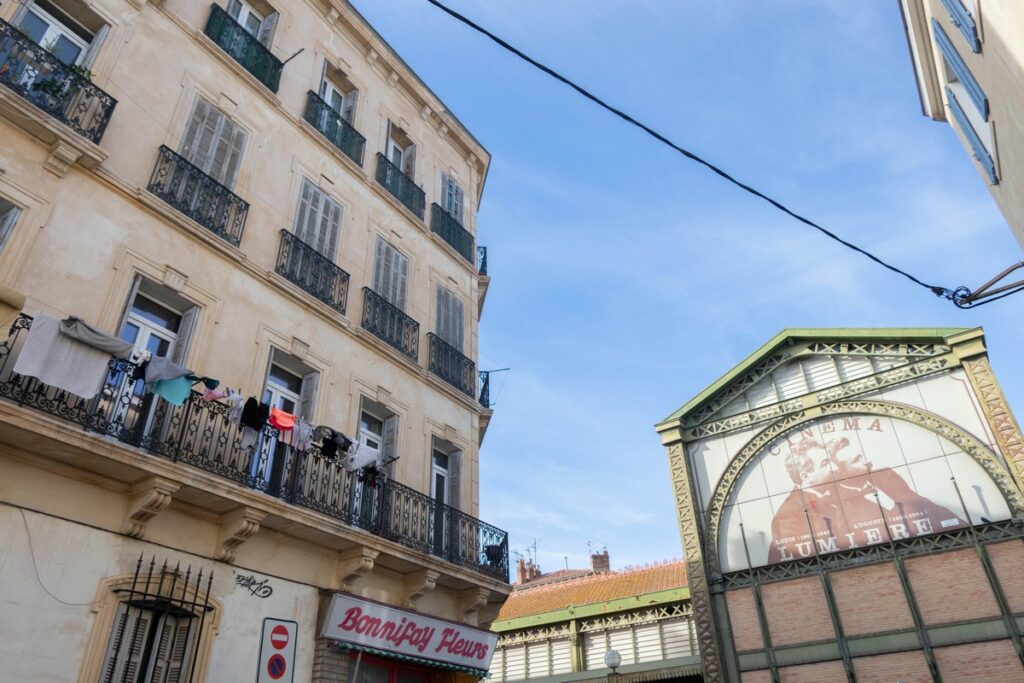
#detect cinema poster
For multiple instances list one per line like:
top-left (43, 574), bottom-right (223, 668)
top-left (717, 415), bottom-right (1012, 571)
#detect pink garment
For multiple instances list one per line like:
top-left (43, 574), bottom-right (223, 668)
top-left (202, 387), bottom-right (229, 402)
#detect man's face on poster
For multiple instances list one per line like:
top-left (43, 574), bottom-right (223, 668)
top-left (828, 437), bottom-right (871, 480)
top-left (788, 441), bottom-right (834, 488)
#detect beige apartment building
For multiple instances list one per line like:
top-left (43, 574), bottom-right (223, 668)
top-left (0, 1), bottom-right (509, 682)
top-left (900, 0), bottom-right (1024, 250)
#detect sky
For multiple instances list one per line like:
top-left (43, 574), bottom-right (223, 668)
top-left (352, 1), bottom-right (1024, 573)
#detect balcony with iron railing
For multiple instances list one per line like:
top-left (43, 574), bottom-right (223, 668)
top-left (303, 90), bottom-right (365, 167)
top-left (375, 153), bottom-right (425, 219)
top-left (361, 287), bottom-right (419, 361)
top-left (148, 145), bottom-right (249, 247)
top-left (276, 230), bottom-right (350, 314)
top-left (428, 334), bottom-right (475, 398)
top-left (0, 315), bottom-right (509, 581)
top-left (0, 17), bottom-right (116, 144)
top-left (430, 204), bottom-right (475, 264)
top-left (203, 3), bottom-right (283, 93)
top-left (477, 246), bottom-right (488, 276)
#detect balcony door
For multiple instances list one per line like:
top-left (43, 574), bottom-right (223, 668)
top-left (430, 449), bottom-right (450, 556)
top-left (253, 361), bottom-right (302, 494)
top-left (372, 237), bottom-right (409, 311)
top-left (17, 3), bottom-right (90, 65)
top-left (180, 97), bottom-right (247, 189)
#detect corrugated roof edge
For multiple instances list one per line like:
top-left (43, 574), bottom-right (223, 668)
top-left (492, 585), bottom-right (691, 632)
top-left (656, 327), bottom-right (978, 428)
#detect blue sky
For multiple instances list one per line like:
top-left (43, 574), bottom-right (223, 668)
top-left (353, 1), bottom-right (1024, 572)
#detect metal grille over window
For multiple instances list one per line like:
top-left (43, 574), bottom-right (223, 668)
top-left (100, 555), bottom-right (214, 683)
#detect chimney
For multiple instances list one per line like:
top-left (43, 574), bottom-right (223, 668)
top-left (516, 558), bottom-right (542, 584)
top-left (591, 550), bottom-right (610, 573)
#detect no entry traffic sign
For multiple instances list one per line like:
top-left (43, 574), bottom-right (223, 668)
top-left (257, 619), bottom-right (297, 683)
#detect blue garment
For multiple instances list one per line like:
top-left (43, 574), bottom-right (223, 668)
top-left (150, 376), bottom-right (193, 406)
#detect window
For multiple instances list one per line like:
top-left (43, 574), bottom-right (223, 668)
top-left (320, 65), bottom-right (359, 124)
top-left (372, 236), bottom-right (410, 310)
top-left (294, 178), bottom-right (343, 259)
top-left (430, 436), bottom-right (461, 509)
top-left (17, 1), bottom-right (91, 65)
top-left (253, 349), bottom-right (318, 492)
top-left (358, 396), bottom-right (398, 470)
top-left (226, 0), bottom-right (278, 47)
top-left (350, 654), bottom-right (430, 683)
top-left (180, 97), bottom-right (248, 188)
top-left (435, 285), bottom-right (464, 352)
top-left (0, 199), bottom-right (21, 256)
top-left (932, 19), bottom-right (987, 121)
top-left (101, 602), bottom-right (196, 682)
top-left (439, 172), bottom-right (465, 224)
top-left (386, 121), bottom-right (416, 179)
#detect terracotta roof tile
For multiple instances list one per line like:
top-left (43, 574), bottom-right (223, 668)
top-left (497, 561), bottom-right (687, 621)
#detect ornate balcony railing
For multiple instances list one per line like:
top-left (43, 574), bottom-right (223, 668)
top-left (477, 246), bottom-right (488, 276)
top-left (375, 153), bottom-right (425, 219)
top-left (479, 371), bottom-right (492, 409)
top-left (430, 204), bottom-right (475, 264)
top-left (0, 315), bottom-right (508, 581)
top-left (148, 145), bottom-right (249, 247)
top-left (0, 17), bottom-right (116, 143)
top-left (303, 90), bottom-right (365, 166)
top-left (204, 3), bottom-right (283, 93)
top-left (361, 287), bottom-right (419, 360)
top-left (276, 230), bottom-right (350, 314)
top-left (428, 333), bottom-right (475, 397)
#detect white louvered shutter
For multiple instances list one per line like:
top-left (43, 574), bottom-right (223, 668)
top-left (436, 286), bottom-right (463, 351)
top-left (294, 179), bottom-right (316, 245)
top-left (661, 618), bottom-right (693, 658)
top-left (526, 642), bottom-right (548, 678)
top-left (373, 238), bottom-right (409, 310)
top-left (148, 614), bottom-right (193, 683)
top-left (550, 639), bottom-right (571, 674)
top-left (169, 305), bottom-right (198, 367)
top-left (210, 121), bottom-right (246, 188)
top-left (453, 182), bottom-right (464, 224)
top-left (382, 414), bottom-right (397, 477)
top-left (504, 646), bottom-right (526, 680)
top-left (342, 88), bottom-right (358, 123)
top-left (181, 98), bottom-right (246, 188)
top-left (298, 371), bottom-right (318, 421)
top-left (634, 623), bottom-right (661, 662)
top-left (489, 648), bottom-right (505, 682)
top-left (583, 632), bottom-right (607, 670)
top-left (257, 11), bottom-right (278, 48)
top-left (402, 143), bottom-right (416, 179)
top-left (608, 628), bottom-right (635, 665)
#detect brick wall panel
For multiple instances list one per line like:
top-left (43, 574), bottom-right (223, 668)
top-left (761, 577), bottom-right (835, 647)
top-left (934, 639), bottom-right (1024, 681)
top-left (727, 588), bottom-right (764, 652)
top-left (831, 563), bottom-right (914, 636)
top-left (852, 650), bottom-right (930, 682)
top-left (741, 670), bottom-right (772, 683)
top-left (905, 549), bottom-right (999, 624)
top-left (778, 660), bottom-right (845, 682)
top-left (986, 541), bottom-right (1024, 614)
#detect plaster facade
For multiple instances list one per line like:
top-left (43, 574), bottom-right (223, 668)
top-left (900, 0), bottom-right (1024, 250)
top-left (0, 0), bottom-right (509, 680)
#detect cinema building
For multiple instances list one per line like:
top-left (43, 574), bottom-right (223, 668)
top-left (0, 0), bottom-right (508, 681)
top-left (656, 328), bottom-right (1024, 682)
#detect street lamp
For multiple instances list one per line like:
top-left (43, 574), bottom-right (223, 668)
top-left (604, 649), bottom-right (622, 674)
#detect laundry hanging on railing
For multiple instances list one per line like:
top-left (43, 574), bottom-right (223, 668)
top-left (281, 417), bottom-right (313, 451)
top-left (268, 406), bottom-right (296, 432)
top-left (343, 442), bottom-right (382, 472)
top-left (313, 425), bottom-right (353, 459)
top-left (239, 398), bottom-right (271, 450)
top-left (151, 376), bottom-right (194, 406)
top-left (13, 314), bottom-right (120, 399)
top-left (59, 317), bottom-right (134, 358)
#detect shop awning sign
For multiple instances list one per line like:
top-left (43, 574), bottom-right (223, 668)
top-left (321, 594), bottom-right (498, 670)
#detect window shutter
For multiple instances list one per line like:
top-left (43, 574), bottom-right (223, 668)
top-left (116, 275), bottom-right (143, 338)
top-left (298, 371), bottom-right (318, 421)
top-left (448, 452), bottom-right (461, 510)
top-left (188, 105), bottom-right (225, 176)
top-left (81, 24), bottom-right (109, 68)
top-left (180, 98), bottom-right (212, 162)
top-left (452, 294), bottom-right (464, 352)
top-left (257, 11), bottom-right (279, 48)
top-left (394, 250), bottom-right (409, 311)
top-left (322, 199), bottom-right (342, 260)
top-left (148, 614), bottom-right (192, 683)
top-left (941, 0), bottom-right (980, 53)
top-left (402, 143), bottom-right (416, 179)
top-left (372, 237), bottom-right (387, 295)
top-left (382, 414), bottom-right (398, 477)
top-left (435, 284), bottom-right (447, 344)
top-left (120, 608), bottom-right (154, 682)
top-left (294, 178), bottom-right (315, 245)
top-left (931, 19), bottom-right (988, 120)
top-left (212, 121), bottom-right (247, 188)
top-left (453, 183), bottom-right (464, 224)
top-left (170, 305), bottom-right (199, 367)
top-left (0, 203), bottom-right (20, 255)
top-left (342, 89), bottom-right (358, 124)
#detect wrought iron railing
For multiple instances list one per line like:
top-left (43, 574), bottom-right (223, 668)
top-left (0, 17), bottom-right (117, 144)
top-left (428, 333), bottom-right (475, 397)
top-left (478, 245), bottom-right (488, 276)
top-left (276, 230), bottom-right (350, 314)
top-left (204, 3), bottom-right (283, 93)
top-left (361, 287), bottom-right (419, 360)
top-left (430, 204), bottom-right (475, 264)
top-left (375, 153), bottom-right (425, 219)
top-left (479, 370), bottom-right (492, 409)
top-left (148, 145), bottom-right (249, 247)
top-left (0, 315), bottom-right (508, 581)
top-left (303, 90), bottom-right (365, 166)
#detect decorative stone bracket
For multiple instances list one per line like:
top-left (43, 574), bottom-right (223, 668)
top-left (215, 506), bottom-right (266, 562)
top-left (336, 547), bottom-right (379, 591)
top-left (121, 477), bottom-right (180, 538)
top-left (458, 587), bottom-right (490, 626)
top-left (402, 569), bottom-right (440, 609)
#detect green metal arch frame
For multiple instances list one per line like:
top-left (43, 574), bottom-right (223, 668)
top-left (703, 399), bottom-right (1024, 575)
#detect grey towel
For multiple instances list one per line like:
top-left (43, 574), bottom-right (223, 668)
top-left (13, 315), bottom-right (111, 398)
top-left (59, 317), bottom-right (133, 359)
top-left (144, 355), bottom-right (193, 383)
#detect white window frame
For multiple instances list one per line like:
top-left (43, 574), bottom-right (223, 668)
top-left (18, 2), bottom-right (90, 65)
top-left (430, 448), bottom-right (450, 505)
top-left (227, 0), bottom-right (264, 36)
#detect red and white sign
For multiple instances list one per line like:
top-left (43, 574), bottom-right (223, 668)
top-left (257, 619), bottom-right (297, 683)
top-left (321, 594), bottom-right (498, 671)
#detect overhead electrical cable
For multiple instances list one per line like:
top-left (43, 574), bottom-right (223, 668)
top-left (423, 0), bottom-right (1014, 308)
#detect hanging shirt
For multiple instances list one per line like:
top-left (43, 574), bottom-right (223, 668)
top-left (239, 426), bottom-right (261, 451)
top-left (13, 314), bottom-right (112, 399)
top-left (226, 390), bottom-right (245, 424)
top-left (150, 376), bottom-right (193, 406)
top-left (282, 418), bottom-right (314, 450)
top-left (144, 355), bottom-right (192, 383)
top-left (58, 317), bottom-right (133, 358)
top-left (268, 407), bottom-right (296, 432)
top-left (240, 397), bottom-right (270, 431)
